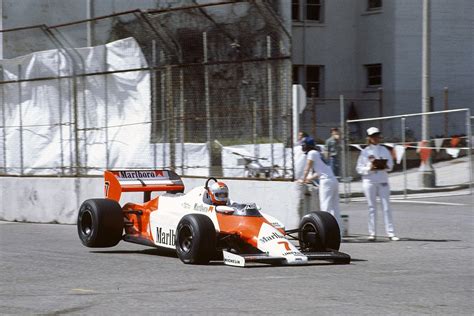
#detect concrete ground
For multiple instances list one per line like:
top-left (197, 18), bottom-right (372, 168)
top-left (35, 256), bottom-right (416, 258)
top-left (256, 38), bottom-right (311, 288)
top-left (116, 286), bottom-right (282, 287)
top-left (0, 193), bottom-right (472, 315)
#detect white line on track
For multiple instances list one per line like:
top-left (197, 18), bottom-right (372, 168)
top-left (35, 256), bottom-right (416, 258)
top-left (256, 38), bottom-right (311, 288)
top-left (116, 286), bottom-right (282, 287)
top-left (389, 200), bottom-right (465, 206)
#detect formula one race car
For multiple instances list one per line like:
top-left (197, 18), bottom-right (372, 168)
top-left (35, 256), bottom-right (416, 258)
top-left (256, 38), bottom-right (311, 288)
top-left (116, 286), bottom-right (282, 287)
top-left (77, 170), bottom-right (350, 267)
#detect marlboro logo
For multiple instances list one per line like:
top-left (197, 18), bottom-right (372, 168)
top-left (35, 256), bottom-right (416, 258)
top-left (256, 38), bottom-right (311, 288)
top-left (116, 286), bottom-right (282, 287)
top-left (117, 170), bottom-right (164, 179)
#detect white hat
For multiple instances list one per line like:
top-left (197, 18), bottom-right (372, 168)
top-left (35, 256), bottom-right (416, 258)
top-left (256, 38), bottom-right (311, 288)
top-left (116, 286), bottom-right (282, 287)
top-left (367, 127), bottom-right (381, 136)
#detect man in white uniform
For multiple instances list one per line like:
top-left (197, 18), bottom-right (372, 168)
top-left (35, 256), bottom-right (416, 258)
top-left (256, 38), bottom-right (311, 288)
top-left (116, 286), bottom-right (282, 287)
top-left (356, 127), bottom-right (399, 241)
top-left (298, 137), bottom-right (342, 233)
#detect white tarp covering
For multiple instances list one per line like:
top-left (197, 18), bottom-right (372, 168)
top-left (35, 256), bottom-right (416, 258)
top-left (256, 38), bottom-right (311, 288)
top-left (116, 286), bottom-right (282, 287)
top-left (0, 37), bottom-right (210, 176)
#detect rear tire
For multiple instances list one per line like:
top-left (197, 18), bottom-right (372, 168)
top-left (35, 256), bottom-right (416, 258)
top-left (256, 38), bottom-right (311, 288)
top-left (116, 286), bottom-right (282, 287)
top-left (298, 211), bottom-right (341, 251)
top-left (77, 199), bottom-right (123, 248)
top-left (175, 214), bottom-right (216, 264)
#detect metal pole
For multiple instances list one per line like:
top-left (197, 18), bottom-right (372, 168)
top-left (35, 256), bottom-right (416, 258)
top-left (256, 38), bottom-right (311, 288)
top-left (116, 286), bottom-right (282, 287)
top-left (166, 65), bottom-right (175, 171)
top-left (86, 0), bottom-right (95, 46)
top-left (0, 65), bottom-right (7, 174)
top-left (203, 32), bottom-right (211, 175)
top-left (18, 65), bottom-right (24, 175)
top-left (179, 68), bottom-right (185, 175)
top-left (151, 40), bottom-right (157, 169)
top-left (466, 109), bottom-right (473, 195)
top-left (160, 50), bottom-right (166, 168)
top-left (420, 0), bottom-right (435, 187)
top-left (422, 0), bottom-right (431, 141)
top-left (104, 45), bottom-right (109, 170)
top-left (267, 36), bottom-right (274, 174)
top-left (339, 95), bottom-right (347, 200)
top-left (252, 99), bottom-right (257, 156)
top-left (378, 87), bottom-right (384, 132)
top-left (0, 66), bottom-right (7, 174)
top-left (57, 50), bottom-right (65, 175)
top-left (401, 117), bottom-right (407, 199)
top-left (444, 86), bottom-right (448, 137)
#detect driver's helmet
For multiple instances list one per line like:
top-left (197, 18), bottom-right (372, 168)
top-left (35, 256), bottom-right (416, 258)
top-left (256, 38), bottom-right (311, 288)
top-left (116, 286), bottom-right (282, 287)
top-left (208, 181), bottom-right (229, 206)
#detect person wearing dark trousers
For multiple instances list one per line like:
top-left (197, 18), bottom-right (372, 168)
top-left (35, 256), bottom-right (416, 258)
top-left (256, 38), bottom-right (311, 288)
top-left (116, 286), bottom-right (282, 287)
top-left (325, 127), bottom-right (341, 178)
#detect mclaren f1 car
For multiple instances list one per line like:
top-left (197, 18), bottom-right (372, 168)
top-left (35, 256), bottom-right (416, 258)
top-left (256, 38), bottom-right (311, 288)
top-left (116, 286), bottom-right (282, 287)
top-left (77, 170), bottom-right (350, 266)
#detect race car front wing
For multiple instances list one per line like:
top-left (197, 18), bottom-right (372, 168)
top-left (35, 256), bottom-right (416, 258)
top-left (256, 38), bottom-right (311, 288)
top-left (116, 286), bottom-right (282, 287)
top-left (222, 250), bottom-right (350, 267)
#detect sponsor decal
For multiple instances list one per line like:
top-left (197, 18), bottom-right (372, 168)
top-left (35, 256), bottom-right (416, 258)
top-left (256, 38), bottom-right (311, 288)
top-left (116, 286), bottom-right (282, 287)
top-left (156, 227), bottom-right (176, 246)
top-left (277, 241), bottom-right (291, 251)
top-left (282, 251), bottom-right (301, 256)
top-left (224, 257), bottom-right (243, 265)
top-left (259, 231), bottom-right (285, 244)
top-left (181, 202), bottom-right (191, 209)
top-left (193, 203), bottom-right (209, 213)
top-left (118, 170), bottom-right (164, 179)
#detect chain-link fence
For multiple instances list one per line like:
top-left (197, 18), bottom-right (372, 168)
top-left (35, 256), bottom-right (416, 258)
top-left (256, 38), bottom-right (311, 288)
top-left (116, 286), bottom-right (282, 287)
top-left (344, 108), bottom-right (473, 197)
top-left (0, 1), bottom-right (293, 178)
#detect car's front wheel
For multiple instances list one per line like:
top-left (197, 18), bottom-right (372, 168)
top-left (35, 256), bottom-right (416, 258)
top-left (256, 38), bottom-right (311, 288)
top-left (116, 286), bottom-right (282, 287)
top-left (298, 211), bottom-right (341, 251)
top-left (77, 199), bottom-right (124, 248)
top-left (175, 214), bottom-right (216, 264)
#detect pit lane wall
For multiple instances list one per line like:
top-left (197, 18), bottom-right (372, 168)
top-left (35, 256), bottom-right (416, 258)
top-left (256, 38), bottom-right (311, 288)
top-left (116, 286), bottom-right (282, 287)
top-left (0, 177), bottom-right (317, 229)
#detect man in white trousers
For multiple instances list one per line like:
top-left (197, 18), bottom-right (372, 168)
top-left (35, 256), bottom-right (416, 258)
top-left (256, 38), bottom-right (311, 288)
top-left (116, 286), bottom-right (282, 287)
top-left (356, 127), bottom-right (399, 241)
top-left (298, 137), bottom-right (342, 235)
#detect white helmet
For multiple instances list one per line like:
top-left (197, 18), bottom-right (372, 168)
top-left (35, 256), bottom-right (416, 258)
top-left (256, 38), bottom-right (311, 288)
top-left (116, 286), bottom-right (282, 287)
top-left (208, 181), bottom-right (229, 206)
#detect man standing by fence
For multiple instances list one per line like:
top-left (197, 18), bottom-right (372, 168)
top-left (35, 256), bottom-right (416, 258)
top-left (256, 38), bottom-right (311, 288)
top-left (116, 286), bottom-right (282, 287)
top-left (325, 127), bottom-right (341, 178)
top-left (356, 127), bottom-right (399, 241)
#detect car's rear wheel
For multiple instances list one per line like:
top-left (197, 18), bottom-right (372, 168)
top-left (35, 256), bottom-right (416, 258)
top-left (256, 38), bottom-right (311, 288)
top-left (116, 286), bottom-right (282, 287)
top-left (175, 214), bottom-right (216, 264)
top-left (298, 211), bottom-right (341, 251)
top-left (77, 199), bottom-right (123, 248)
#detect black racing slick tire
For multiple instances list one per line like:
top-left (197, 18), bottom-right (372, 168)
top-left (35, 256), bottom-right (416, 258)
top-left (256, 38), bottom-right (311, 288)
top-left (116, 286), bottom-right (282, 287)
top-left (77, 199), bottom-right (124, 248)
top-left (298, 211), bottom-right (341, 251)
top-left (175, 214), bottom-right (216, 264)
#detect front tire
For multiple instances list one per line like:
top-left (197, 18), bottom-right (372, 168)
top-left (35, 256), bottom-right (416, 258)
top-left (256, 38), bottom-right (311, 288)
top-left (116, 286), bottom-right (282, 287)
top-left (77, 199), bottom-right (123, 248)
top-left (298, 211), bottom-right (341, 251)
top-left (175, 214), bottom-right (216, 264)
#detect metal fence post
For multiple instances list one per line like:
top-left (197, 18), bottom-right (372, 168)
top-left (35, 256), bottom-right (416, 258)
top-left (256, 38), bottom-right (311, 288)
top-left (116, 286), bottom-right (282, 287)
top-left (104, 44), bottom-right (109, 170)
top-left (18, 65), bottom-right (24, 175)
top-left (401, 116), bottom-right (407, 198)
top-left (266, 35), bottom-right (274, 175)
top-left (160, 50), bottom-right (166, 168)
top-left (339, 95), bottom-right (348, 200)
top-left (179, 68), bottom-right (184, 175)
top-left (466, 109), bottom-right (473, 195)
top-left (151, 40), bottom-right (157, 169)
top-left (56, 50), bottom-right (65, 175)
top-left (0, 66), bottom-right (6, 174)
top-left (203, 32), bottom-right (211, 175)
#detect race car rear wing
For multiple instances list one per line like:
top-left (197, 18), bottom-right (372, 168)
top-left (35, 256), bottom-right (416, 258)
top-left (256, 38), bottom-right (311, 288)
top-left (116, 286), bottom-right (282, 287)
top-left (104, 170), bottom-right (185, 202)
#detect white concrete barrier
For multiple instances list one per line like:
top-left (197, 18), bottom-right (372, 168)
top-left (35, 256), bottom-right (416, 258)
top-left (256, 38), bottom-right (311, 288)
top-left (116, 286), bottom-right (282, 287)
top-left (0, 177), bottom-right (320, 229)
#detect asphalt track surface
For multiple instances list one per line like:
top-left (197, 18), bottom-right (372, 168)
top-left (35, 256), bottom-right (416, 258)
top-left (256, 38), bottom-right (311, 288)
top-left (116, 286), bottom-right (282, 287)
top-left (1, 194), bottom-right (473, 315)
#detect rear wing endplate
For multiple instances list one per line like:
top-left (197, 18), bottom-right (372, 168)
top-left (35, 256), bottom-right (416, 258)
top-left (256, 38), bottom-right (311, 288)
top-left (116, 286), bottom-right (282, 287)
top-left (104, 170), bottom-right (184, 202)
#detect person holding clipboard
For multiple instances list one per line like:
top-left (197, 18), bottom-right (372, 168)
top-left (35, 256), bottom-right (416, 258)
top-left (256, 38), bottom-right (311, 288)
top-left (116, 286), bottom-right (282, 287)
top-left (356, 127), bottom-right (399, 241)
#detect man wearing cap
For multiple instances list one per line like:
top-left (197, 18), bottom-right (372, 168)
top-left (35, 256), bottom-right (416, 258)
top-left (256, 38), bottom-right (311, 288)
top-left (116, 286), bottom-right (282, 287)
top-left (356, 127), bottom-right (399, 241)
top-left (298, 136), bottom-right (342, 235)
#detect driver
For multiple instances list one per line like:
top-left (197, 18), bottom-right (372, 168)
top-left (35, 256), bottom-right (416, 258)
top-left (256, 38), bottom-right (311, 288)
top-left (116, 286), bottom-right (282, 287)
top-left (207, 181), bottom-right (229, 206)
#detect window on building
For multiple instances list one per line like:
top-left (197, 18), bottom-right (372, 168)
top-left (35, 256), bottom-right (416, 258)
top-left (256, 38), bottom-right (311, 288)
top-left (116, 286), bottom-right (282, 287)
top-left (365, 64), bottom-right (382, 87)
top-left (368, 0), bottom-right (382, 10)
top-left (306, 65), bottom-right (322, 97)
top-left (292, 0), bottom-right (323, 22)
top-left (292, 65), bottom-right (324, 97)
top-left (292, 0), bottom-right (300, 20)
top-left (306, 0), bottom-right (322, 21)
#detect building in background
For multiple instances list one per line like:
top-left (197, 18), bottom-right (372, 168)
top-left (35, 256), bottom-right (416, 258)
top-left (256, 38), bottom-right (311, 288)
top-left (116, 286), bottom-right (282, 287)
top-left (0, 0), bottom-right (472, 140)
top-left (292, 0), bottom-right (473, 140)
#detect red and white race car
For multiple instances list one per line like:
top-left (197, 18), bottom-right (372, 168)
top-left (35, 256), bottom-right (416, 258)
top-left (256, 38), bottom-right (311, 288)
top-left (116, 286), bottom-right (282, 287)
top-left (77, 170), bottom-right (350, 266)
